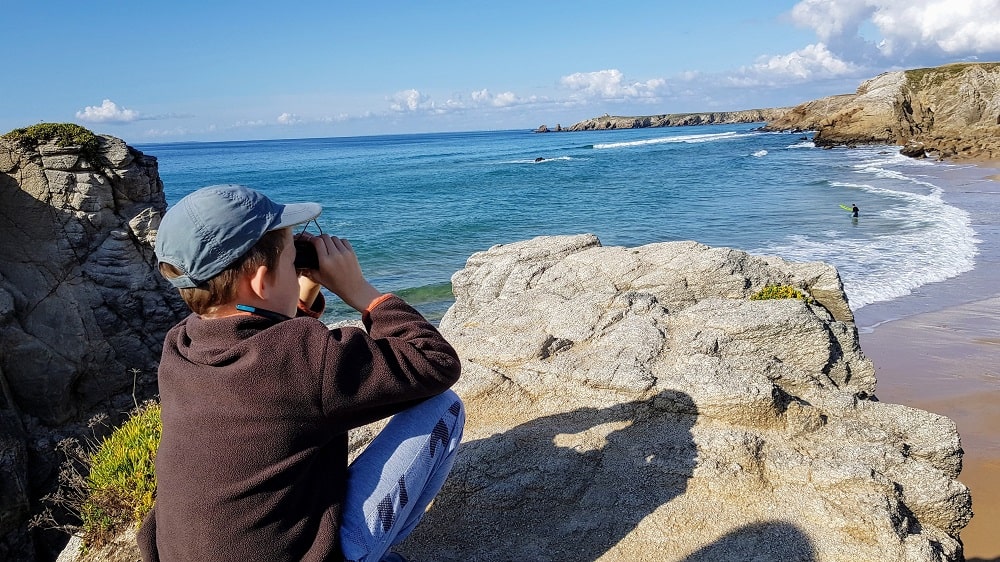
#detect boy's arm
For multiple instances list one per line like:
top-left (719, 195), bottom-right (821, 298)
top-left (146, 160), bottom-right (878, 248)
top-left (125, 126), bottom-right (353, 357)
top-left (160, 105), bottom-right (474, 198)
top-left (319, 294), bottom-right (461, 427)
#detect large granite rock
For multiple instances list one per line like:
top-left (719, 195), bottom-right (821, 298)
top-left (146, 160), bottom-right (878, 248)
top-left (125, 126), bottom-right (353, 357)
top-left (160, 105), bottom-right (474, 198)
top-left (394, 234), bottom-right (971, 562)
top-left (765, 62), bottom-right (1000, 161)
top-left (0, 132), bottom-right (186, 559)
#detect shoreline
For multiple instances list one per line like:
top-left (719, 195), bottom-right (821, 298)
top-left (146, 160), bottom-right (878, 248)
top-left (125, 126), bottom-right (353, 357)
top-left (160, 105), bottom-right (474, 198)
top-left (853, 159), bottom-right (1000, 559)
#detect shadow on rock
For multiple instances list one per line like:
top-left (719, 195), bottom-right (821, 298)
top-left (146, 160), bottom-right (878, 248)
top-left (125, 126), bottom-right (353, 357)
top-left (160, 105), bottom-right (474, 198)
top-left (400, 389), bottom-right (698, 561)
top-left (679, 521), bottom-right (816, 562)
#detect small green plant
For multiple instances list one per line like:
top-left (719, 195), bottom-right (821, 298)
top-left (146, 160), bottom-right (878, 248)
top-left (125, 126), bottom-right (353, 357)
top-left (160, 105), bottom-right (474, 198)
top-left (3, 122), bottom-right (97, 149)
top-left (81, 400), bottom-right (161, 546)
top-left (31, 399), bottom-right (162, 551)
top-left (750, 284), bottom-right (811, 302)
top-left (2, 123), bottom-right (102, 164)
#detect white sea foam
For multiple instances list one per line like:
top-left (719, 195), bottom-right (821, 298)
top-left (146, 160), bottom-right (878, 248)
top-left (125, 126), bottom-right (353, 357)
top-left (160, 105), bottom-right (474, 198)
top-left (752, 150), bottom-right (768, 158)
top-left (592, 131), bottom-right (743, 149)
top-left (757, 161), bottom-right (978, 310)
top-left (497, 156), bottom-right (575, 164)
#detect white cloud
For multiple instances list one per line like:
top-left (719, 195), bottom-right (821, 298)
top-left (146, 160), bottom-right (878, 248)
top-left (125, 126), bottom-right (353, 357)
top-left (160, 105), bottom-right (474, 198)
top-left (469, 89), bottom-right (521, 108)
top-left (277, 112), bottom-right (302, 125)
top-left (389, 89), bottom-right (430, 112)
top-left (560, 69), bottom-right (667, 100)
top-left (741, 43), bottom-right (862, 84)
top-left (386, 88), bottom-right (541, 116)
top-left (790, 0), bottom-right (1000, 63)
top-left (75, 99), bottom-right (139, 123)
top-left (491, 92), bottom-right (519, 107)
top-left (790, 0), bottom-right (874, 43)
top-left (871, 0), bottom-right (1000, 55)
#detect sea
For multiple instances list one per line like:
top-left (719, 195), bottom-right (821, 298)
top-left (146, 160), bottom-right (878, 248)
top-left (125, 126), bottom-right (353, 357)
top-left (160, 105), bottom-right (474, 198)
top-left (137, 123), bottom-right (982, 325)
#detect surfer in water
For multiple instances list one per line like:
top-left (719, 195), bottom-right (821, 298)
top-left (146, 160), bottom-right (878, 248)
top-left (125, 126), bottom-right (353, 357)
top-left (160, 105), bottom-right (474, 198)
top-left (852, 203), bottom-right (859, 218)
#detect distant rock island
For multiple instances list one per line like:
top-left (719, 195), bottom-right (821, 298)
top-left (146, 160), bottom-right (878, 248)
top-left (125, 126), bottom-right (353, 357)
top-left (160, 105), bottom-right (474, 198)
top-left (538, 62), bottom-right (1000, 162)
top-left (552, 108), bottom-right (793, 132)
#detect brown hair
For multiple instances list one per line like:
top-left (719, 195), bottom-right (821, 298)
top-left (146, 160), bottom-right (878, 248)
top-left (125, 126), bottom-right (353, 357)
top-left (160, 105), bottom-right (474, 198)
top-left (160, 229), bottom-right (287, 315)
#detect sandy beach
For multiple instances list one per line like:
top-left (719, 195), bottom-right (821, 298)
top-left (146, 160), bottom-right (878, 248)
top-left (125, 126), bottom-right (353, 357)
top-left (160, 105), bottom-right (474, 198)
top-left (854, 162), bottom-right (1000, 560)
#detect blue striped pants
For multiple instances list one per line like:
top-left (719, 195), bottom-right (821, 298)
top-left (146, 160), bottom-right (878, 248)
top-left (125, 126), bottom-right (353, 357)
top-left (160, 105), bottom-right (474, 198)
top-left (339, 390), bottom-right (465, 562)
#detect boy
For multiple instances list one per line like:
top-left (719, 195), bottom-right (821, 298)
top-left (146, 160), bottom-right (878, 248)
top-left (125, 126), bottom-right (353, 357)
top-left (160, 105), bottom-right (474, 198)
top-left (137, 184), bottom-right (464, 562)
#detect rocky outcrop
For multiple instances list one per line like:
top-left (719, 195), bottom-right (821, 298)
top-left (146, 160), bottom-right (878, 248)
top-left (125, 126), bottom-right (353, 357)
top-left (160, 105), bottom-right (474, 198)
top-left (565, 108), bottom-right (793, 131)
top-left (0, 131), bottom-right (186, 559)
top-left (764, 62), bottom-right (1000, 161)
top-left (393, 235), bottom-right (970, 561)
top-left (57, 234), bottom-right (970, 562)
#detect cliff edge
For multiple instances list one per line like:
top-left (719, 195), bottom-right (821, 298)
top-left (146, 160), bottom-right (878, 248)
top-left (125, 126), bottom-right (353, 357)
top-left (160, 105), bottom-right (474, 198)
top-left (764, 62), bottom-right (1000, 161)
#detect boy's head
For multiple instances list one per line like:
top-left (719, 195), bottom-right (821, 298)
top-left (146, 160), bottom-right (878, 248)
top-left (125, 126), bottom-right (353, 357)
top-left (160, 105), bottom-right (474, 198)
top-left (155, 184), bottom-right (321, 313)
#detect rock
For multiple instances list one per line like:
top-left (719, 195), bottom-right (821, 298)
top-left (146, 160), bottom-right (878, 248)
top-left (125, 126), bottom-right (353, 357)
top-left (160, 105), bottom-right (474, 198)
top-left (392, 234), bottom-right (970, 562)
top-left (901, 141), bottom-right (928, 158)
top-left (0, 130), bottom-right (187, 558)
top-left (764, 62), bottom-right (1000, 161)
top-left (567, 108), bottom-right (793, 131)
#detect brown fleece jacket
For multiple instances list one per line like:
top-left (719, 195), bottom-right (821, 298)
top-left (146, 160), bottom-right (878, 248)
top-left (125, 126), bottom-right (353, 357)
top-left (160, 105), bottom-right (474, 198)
top-left (136, 295), bottom-right (460, 562)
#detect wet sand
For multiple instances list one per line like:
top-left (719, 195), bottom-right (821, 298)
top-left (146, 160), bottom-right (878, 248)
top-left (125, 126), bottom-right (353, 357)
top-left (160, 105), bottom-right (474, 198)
top-left (854, 162), bottom-right (1000, 559)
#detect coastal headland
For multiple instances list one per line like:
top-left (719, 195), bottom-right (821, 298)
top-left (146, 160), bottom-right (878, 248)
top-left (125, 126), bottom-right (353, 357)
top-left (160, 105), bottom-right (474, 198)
top-left (539, 62), bottom-right (1000, 163)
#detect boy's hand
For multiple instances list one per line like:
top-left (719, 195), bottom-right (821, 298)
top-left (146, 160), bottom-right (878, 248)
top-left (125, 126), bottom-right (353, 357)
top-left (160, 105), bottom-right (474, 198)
top-left (299, 234), bottom-right (382, 312)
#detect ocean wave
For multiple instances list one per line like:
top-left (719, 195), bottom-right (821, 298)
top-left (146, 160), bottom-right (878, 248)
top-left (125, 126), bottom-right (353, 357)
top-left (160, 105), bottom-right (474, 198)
top-left (752, 150), bottom-right (768, 158)
top-left (756, 178), bottom-right (977, 310)
top-left (786, 141), bottom-right (815, 149)
top-left (592, 131), bottom-right (743, 149)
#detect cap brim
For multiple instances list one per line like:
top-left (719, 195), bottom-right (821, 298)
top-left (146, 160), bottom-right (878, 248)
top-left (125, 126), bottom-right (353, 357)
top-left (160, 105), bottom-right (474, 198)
top-left (273, 202), bottom-right (322, 230)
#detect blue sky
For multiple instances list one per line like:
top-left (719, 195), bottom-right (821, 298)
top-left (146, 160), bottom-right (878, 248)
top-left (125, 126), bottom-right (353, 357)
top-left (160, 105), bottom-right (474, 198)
top-left (3, 0), bottom-right (999, 143)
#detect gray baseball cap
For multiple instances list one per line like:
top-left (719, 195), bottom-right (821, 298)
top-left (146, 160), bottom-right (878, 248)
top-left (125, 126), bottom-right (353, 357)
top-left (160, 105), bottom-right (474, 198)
top-left (154, 184), bottom-right (321, 288)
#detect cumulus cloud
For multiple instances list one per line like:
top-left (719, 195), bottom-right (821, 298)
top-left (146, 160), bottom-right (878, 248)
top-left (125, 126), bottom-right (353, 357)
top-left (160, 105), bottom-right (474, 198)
top-left (738, 43), bottom-right (862, 85)
top-left (728, 0), bottom-right (1000, 88)
top-left (389, 89), bottom-right (431, 112)
top-left (75, 99), bottom-right (140, 123)
top-left (560, 69), bottom-right (667, 100)
top-left (790, 0), bottom-right (1000, 65)
top-left (470, 89), bottom-right (521, 107)
top-left (277, 112), bottom-right (302, 125)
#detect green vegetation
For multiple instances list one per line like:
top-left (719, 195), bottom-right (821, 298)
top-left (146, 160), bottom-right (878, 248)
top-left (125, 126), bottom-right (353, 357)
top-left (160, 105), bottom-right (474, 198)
top-left (750, 284), bottom-right (812, 302)
top-left (2, 123), bottom-right (103, 164)
top-left (31, 400), bottom-right (162, 551)
top-left (2, 122), bottom-right (98, 150)
top-left (905, 62), bottom-right (1000, 88)
top-left (81, 400), bottom-right (161, 547)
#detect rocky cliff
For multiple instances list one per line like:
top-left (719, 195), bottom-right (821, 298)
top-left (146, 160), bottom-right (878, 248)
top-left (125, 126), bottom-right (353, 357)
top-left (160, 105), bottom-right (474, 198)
top-left (763, 62), bottom-right (1000, 160)
top-left (558, 62), bottom-right (1000, 162)
top-left (0, 126), bottom-right (186, 560)
top-left (560, 108), bottom-right (792, 132)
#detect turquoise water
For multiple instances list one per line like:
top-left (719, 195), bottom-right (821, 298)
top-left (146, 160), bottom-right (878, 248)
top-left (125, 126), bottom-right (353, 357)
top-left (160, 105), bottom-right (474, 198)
top-left (138, 124), bottom-right (978, 323)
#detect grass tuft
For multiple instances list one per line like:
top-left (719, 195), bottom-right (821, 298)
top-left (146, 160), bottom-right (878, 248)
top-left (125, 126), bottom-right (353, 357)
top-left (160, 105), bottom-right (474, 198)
top-left (2, 123), bottom-right (102, 164)
top-left (80, 400), bottom-right (161, 546)
top-left (30, 399), bottom-right (162, 552)
top-left (750, 284), bottom-right (812, 302)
